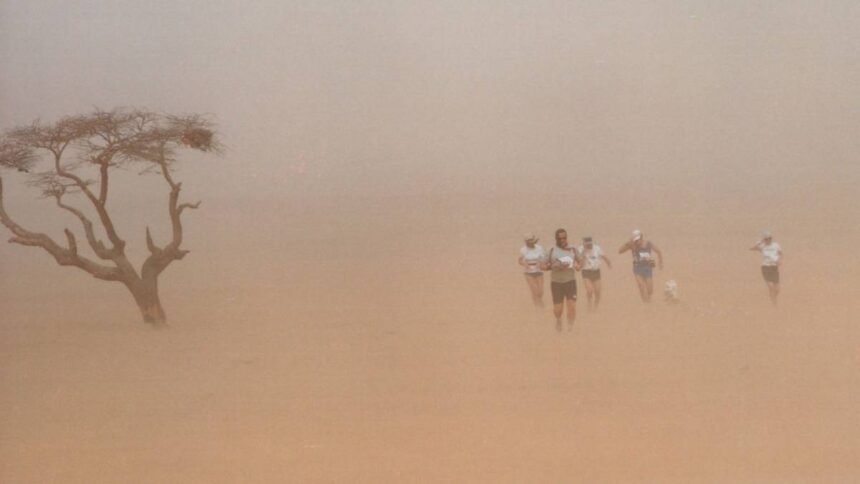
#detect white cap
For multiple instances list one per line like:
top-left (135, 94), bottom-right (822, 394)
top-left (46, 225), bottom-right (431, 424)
top-left (523, 233), bottom-right (538, 243)
top-left (632, 229), bottom-right (642, 241)
top-left (761, 230), bottom-right (772, 239)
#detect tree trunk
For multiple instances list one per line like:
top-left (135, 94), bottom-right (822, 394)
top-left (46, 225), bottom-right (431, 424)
top-left (128, 277), bottom-right (167, 327)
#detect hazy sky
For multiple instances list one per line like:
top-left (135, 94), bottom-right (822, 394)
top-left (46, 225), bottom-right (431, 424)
top-left (2, 0), bottom-right (859, 203)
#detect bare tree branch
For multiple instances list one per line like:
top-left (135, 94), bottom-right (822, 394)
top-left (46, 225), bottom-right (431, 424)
top-left (178, 201), bottom-right (201, 215)
top-left (0, 177), bottom-right (123, 281)
top-left (49, 149), bottom-right (127, 253)
top-left (98, 162), bottom-right (110, 205)
top-left (139, 142), bottom-right (200, 277)
top-left (54, 191), bottom-right (116, 260)
top-left (140, 182), bottom-right (193, 278)
top-left (0, 141), bottom-right (37, 172)
top-left (64, 228), bottom-right (78, 254)
top-left (145, 226), bottom-right (162, 255)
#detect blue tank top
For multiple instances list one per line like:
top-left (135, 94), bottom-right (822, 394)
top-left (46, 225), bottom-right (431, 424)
top-left (632, 241), bottom-right (654, 267)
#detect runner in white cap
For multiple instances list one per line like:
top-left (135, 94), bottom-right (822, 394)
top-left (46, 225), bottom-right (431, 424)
top-left (749, 231), bottom-right (783, 305)
top-left (618, 229), bottom-right (663, 303)
top-left (518, 233), bottom-right (546, 307)
top-left (577, 236), bottom-right (612, 311)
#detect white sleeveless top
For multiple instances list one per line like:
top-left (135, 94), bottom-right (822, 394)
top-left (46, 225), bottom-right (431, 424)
top-left (520, 245), bottom-right (546, 274)
top-left (578, 244), bottom-right (603, 271)
top-left (758, 242), bottom-right (781, 266)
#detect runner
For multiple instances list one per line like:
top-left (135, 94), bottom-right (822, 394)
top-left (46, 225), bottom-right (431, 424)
top-left (518, 233), bottom-right (546, 307)
top-left (618, 229), bottom-right (663, 303)
top-left (749, 231), bottom-right (782, 305)
top-left (543, 228), bottom-right (581, 332)
top-left (577, 236), bottom-right (612, 311)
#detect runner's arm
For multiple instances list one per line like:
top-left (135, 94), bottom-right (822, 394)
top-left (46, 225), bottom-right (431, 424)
top-left (540, 249), bottom-right (552, 270)
top-left (574, 252), bottom-right (584, 271)
top-left (618, 241), bottom-right (632, 254)
top-left (600, 254), bottom-right (612, 269)
top-left (652, 244), bottom-right (664, 270)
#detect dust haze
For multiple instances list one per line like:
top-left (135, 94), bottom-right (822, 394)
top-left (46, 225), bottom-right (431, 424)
top-left (2, 1), bottom-right (860, 482)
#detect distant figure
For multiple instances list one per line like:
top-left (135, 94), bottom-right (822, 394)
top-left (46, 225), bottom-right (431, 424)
top-left (518, 233), bottom-right (546, 307)
top-left (618, 229), bottom-right (663, 303)
top-left (664, 280), bottom-right (680, 304)
top-left (577, 236), bottom-right (612, 311)
top-left (750, 231), bottom-right (782, 305)
top-left (543, 228), bottom-right (581, 332)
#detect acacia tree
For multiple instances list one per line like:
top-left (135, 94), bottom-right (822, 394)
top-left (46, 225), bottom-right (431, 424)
top-left (0, 108), bottom-right (221, 326)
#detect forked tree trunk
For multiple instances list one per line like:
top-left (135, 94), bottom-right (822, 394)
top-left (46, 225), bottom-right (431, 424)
top-left (127, 277), bottom-right (167, 326)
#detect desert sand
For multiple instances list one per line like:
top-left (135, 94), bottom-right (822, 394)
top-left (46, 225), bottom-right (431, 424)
top-left (3, 1), bottom-right (860, 482)
top-left (2, 183), bottom-right (860, 483)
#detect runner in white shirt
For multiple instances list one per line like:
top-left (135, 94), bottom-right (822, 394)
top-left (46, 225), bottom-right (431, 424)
top-left (749, 231), bottom-right (783, 305)
top-left (518, 233), bottom-right (546, 307)
top-left (542, 228), bottom-right (582, 332)
top-left (577, 236), bottom-right (612, 311)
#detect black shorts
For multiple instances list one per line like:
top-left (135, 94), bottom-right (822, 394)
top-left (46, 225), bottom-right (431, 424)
top-left (524, 272), bottom-right (543, 278)
top-left (581, 269), bottom-right (601, 281)
top-left (761, 266), bottom-right (780, 284)
top-left (551, 280), bottom-right (577, 304)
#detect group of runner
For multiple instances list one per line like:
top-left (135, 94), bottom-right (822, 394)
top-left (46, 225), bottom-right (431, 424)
top-left (519, 228), bottom-right (782, 332)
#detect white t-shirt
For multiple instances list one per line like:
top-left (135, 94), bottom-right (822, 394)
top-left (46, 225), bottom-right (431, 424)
top-left (520, 244), bottom-right (546, 274)
top-left (577, 244), bottom-right (604, 271)
top-left (757, 241), bottom-right (782, 266)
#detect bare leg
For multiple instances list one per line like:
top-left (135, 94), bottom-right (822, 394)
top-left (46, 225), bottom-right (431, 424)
top-left (593, 279), bottom-right (602, 309)
top-left (583, 278), bottom-right (595, 311)
top-left (566, 298), bottom-right (576, 330)
top-left (635, 275), bottom-right (651, 302)
top-left (768, 282), bottom-right (779, 306)
top-left (524, 274), bottom-right (544, 307)
top-left (534, 275), bottom-right (544, 306)
top-left (644, 277), bottom-right (654, 302)
top-left (553, 303), bottom-right (563, 331)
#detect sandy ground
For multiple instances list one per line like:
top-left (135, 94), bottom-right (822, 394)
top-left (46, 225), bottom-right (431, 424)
top-left (2, 190), bottom-right (860, 483)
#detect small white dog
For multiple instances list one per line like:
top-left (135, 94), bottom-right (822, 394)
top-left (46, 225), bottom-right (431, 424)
top-left (664, 280), bottom-right (680, 304)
